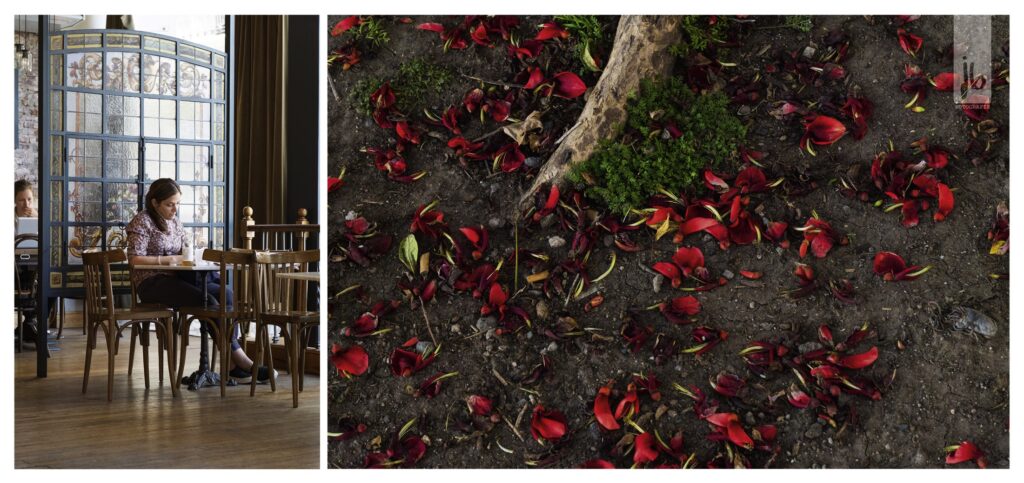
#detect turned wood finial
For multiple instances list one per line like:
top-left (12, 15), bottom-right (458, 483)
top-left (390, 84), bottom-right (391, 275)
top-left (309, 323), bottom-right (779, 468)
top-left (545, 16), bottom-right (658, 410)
top-left (297, 208), bottom-right (308, 225)
top-left (242, 206), bottom-right (255, 250)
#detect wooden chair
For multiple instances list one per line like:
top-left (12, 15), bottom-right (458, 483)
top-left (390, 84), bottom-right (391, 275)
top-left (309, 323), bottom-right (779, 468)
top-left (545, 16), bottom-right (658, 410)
top-left (174, 249), bottom-right (256, 397)
top-left (82, 249), bottom-right (178, 401)
top-left (250, 250), bottom-right (319, 407)
top-left (126, 266), bottom-right (171, 386)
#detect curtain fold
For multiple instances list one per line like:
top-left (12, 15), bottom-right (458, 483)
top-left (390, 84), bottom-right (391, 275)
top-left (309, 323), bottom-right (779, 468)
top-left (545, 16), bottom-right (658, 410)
top-left (234, 15), bottom-right (286, 246)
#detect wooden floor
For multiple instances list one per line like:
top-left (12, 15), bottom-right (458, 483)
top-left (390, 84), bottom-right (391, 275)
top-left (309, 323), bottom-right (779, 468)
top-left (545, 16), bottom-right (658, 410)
top-left (14, 327), bottom-right (320, 469)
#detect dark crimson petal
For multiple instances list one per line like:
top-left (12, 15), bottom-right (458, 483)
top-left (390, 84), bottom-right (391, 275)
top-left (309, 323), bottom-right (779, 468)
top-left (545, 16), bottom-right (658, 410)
top-left (487, 282), bottom-right (508, 308)
top-left (901, 200), bottom-right (921, 228)
top-left (416, 22), bottom-right (445, 33)
top-left (670, 295), bottom-right (702, 316)
top-left (466, 395), bottom-right (493, 416)
top-left (530, 405), bottom-right (568, 441)
top-left (962, 94), bottom-right (991, 121)
top-left (524, 67), bottom-right (545, 90)
top-left (806, 115), bottom-right (847, 145)
top-left (930, 72), bottom-right (959, 91)
top-left (672, 246), bottom-right (705, 271)
top-left (327, 177), bottom-right (343, 193)
top-left (897, 28), bottom-right (923, 56)
top-left (873, 251), bottom-right (908, 279)
top-left (551, 71), bottom-right (587, 99)
top-left (578, 459), bottom-right (615, 469)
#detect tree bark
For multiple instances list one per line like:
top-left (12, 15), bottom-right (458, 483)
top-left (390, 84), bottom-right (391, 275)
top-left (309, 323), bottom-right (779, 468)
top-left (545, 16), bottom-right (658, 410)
top-left (516, 15), bottom-right (683, 219)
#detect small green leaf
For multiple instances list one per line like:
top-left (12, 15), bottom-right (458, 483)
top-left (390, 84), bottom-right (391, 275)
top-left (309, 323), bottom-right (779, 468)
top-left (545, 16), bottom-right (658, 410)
top-left (399, 234), bottom-right (419, 274)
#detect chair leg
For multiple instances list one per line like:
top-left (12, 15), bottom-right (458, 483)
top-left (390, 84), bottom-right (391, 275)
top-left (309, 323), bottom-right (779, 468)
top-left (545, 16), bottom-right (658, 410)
top-left (265, 325), bottom-right (277, 393)
top-left (177, 315), bottom-right (189, 394)
top-left (164, 317), bottom-right (179, 398)
top-left (141, 322), bottom-right (151, 390)
top-left (128, 325), bottom-right (137, 376)
top-left (82, 321), bottom-right (94, 394)
top-left (250, 323), bottom-right (262, 397)
top-left (219, 322), bottom-right (229, 398)
top-left (107, 322), bottom-right (116, 402)
top-left (157, 328), bottom-right (165, 385)
top-left (291, 329), bottom-right (300, 408)
top-left (56, 297), bottom-right (65, 340)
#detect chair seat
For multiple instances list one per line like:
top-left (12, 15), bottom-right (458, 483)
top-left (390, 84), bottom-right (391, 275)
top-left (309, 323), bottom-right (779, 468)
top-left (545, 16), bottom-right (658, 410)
top-left (89, 307), bottom-right (175, 322)
top-left (259, 310), bottom-right (320, 324)
top-left (179, 305), bottom-right (253, 319)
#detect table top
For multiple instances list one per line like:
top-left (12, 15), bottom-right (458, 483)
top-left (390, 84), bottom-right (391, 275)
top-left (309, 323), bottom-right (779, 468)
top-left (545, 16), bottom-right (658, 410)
top-left (276, 271), bottom-right (319, 282)
top-left (133, 262), bottom-right (224, 271)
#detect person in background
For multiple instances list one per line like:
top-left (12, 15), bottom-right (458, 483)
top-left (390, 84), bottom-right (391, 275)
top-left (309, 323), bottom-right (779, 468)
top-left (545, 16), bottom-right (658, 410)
top-left (125, 178), bottom-right (276, 384)
top-left (14, 180), bottom-right (40, 347)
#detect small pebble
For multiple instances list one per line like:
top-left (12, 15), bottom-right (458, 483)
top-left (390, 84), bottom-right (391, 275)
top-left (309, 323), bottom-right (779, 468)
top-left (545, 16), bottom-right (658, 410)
top-left (488, 217), bottom-right (505, 229)
top-left (652, 275), bottom-right (664, 293)
top-left (722, 269), bottom-right (735, 280)
top-left (548, 236), bottom-right (566, 248)
top-left (535, 300), bottom-right (550, 320)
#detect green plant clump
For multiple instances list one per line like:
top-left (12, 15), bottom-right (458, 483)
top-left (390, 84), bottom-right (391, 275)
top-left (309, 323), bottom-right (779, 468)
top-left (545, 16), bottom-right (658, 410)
top-left (554, 15), bottom-right (605, 71)
top-left (347, 59), bottom-right (453, 117)
top-left (783, 15), bottom-right (813, 33)
top-left (571, 77), bottom-right (746, 214)
top-left (346, 17), bottom-right (390, 48)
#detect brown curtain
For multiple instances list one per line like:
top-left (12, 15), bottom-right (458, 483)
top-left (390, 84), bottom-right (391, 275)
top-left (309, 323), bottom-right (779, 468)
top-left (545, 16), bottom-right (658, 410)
top-left (234, 15), bottom-right (286, 246)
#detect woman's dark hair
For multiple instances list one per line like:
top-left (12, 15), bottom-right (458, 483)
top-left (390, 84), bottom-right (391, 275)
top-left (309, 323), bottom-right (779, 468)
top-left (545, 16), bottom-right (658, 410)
top-left (14, 179), bottom-right (32, 195)
top-left (144, 178), bottom-right (181, 233)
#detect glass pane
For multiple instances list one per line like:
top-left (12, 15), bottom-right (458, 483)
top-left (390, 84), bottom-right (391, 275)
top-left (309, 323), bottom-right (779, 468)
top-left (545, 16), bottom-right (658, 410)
top-left (195, 48), bottom-right (212, 64)
top-left (50, 35), bottom-right (63, 51)
top-left (180, 63), bottom-right (210, 99)
top-left (66, 33), bottom-right (102, 49)
top-left (50, 225), bottom-right (62, 268)
top-left (143, 54), bottom-right (176, 95)
top-left (178, 145), bottom-right (209, 181)
top-left (213, 186), bottom-right (224, 223)
top-left (105, 95), bottom-right (141, 136)
top-left (213, 227), bottom-right (224, 250)
top-left (144, 143), bottom-right (176, 180)
top-left (68, 182), bottom-right (102, 222)
top-left (213, 71), bottom-right (225, 100)
top-left (160, 39), bottom-right (176, 55)
top-left (50, 181), bottom-right (63, 222)
top-left (106, 225), bottom-right (129, 250)
top-left (188, 226), bottom-right (210, 249)
top-left (65, 91), bottom-right (102, 134)
top-left (67, 138), bottom-right (102, 178)
top-left (106, 183), bottom-right (139, 223)
top-left (179, 184), bottom-right (209, 223)
top-left (68, 225), bottom-right (103, 265)
top-left (50, 91), bottom-right (62, 131)
top-left (104, 52), bottom-right (141, 92)
top-left (106, 33), bottom-right (140, 49)
top-left (50, 135), bottom-right (63, 176)
top-left (143, 36), bottom-right (160, 52)
top-left (143, 98), bottom-right (176, 138)
top-left (213, 145), bottom-right (225, 182)
top-left (179, 101), bottom-right (210, 140)
top-left (50, 54), bottom-right (63, 86)
top-left (213, 53), bottom-right (225, 69)
top-left (212, 104), bottom-right (225, 141)
top-left (104, 140), bottom-right (139, 179)
top-left (66, 52), bottom-right (103, 90)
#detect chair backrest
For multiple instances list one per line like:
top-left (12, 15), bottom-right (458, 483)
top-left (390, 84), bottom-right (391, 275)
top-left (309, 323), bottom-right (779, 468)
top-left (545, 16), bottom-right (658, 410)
top-left (253, 250), bottom-right (319, 315)
top-left (241, 206), bottom-right (319, 252)
top-left (82, 249), bottom-right (127, 320)
top-left (201, 248), bottom-right (257, 317)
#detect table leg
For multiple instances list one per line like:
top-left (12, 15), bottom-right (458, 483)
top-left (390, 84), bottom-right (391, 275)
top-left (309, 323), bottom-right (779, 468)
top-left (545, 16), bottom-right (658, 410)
top-left (182, 271), bottom-right (233, 390)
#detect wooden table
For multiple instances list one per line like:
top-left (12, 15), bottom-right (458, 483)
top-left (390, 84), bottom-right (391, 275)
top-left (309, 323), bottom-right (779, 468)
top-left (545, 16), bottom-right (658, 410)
top-left (132, 262), bottom-right (226, 390)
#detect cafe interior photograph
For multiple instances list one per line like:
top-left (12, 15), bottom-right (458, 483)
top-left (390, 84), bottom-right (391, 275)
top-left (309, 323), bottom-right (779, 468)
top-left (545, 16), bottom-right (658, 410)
top-left (11, 15), bottom-right (321, 468)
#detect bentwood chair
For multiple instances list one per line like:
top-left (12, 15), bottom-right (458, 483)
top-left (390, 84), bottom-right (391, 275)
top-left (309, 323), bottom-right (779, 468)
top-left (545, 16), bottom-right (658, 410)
top-left (82, 249), bottom-right (178, 401)
top-left (251, 250), bottom-right (319, 407)
top-left (126, 266), bottom-right (172, 387)
top-left (175, 249), bottom-right (257, 397)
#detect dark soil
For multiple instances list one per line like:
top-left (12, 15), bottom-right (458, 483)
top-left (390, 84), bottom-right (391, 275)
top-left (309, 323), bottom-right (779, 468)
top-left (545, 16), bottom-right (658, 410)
top-left (327, 15), bottom-right (1009, 469)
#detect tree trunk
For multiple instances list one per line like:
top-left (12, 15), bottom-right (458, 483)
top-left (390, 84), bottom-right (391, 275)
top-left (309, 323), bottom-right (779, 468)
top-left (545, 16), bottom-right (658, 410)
top-left (516, 15), bottom-right (683, 219)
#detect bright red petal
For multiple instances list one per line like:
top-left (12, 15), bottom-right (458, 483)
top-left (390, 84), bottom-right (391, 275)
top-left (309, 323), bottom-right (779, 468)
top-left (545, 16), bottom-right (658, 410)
top-left (633, 432), bottom-right (660, 464)
top-left (934, 183), bottom-right (954, 221)
top-left (670, 295), bottom-right (702, 316)
top-left (672, 246), bottom-right (705, 270)
top-left (930, 72), bottom-right (959, 91)
top-left (873, 251), bottom-right (908, 278)
top-left (530, 406), bottom-right (567, 441)
top-left (331, 16), bottom-right (362, 37)
top-left (593, 385), bottom-right (621, 431)
top-left (839, 346), bottom-right (879, 369)
top-left (331, 344), bottom-right (369, 376)
top-left (652, 262), bottom-right (682, 287)
top-left (487, 282), bottom-right (507, 308)
top-left (552, 72), bottom-right (587, 99)
top-left (416, 22), bottom-right (445, 33)
top-left (806, 115), bottom-right (847, 145)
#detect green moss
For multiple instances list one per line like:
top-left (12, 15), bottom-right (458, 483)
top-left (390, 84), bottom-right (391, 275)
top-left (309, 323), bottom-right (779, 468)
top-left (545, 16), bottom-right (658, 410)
top-left (572, 78), bottom-right (746, 214)
top-left (346, 17), bottom-right (390, 48)
top-left (347, 59), bottom-right (453, 117)
top-left (669, 15), bottom-right (728, 57)
top-left (784, 16), bottom-right (814, 33)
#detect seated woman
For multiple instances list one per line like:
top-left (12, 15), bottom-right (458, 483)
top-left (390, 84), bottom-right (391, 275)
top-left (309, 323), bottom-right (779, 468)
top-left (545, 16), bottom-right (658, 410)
top-left (125, 178), bottom-right (275, 384)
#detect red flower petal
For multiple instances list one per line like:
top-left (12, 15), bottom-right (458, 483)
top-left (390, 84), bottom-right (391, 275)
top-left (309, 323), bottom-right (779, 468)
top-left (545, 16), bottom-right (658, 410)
top-left (524, 67), bottom-right (545, 90)
top-left (652, 262), bottom-right (682, 288)
top-left (946, 441), bottom-right (986, 467)
top-left (672, 246), bottom-right (705, 271)
top-left (370, 82), bottom-right (396, 110)
top-left (897, 28), bottom-right (923, 56)
top-left (416, 22), bottom-right (445, 33)
top-left (467, 395), bottom-right (492, 416)
top-left (810, 232), bottom-right (834, 258)
top-left (579, 459), bottom-right (615, 469)
top-left (962, 94), bottom-right (991, 121)
top-left (670, 295), bottom-right (702, 316)
top-left (487, 282), bottom-right (507, 308)
top-left (633, 432), bottom-right (660, 465)
top-left (934, 183), bottom-right (954, 221)
top-left (593, 384), bottom-right (621, 431)
top-left (930, 72), bottom-right (960, 92)
top-left (331, 344), bottom-right (369, 376)
top-left (551, 71), bottom-right (587, 99)
top-left (327, 177), bottom-right (343, 193)
top-left (535, 22), bottom-right (568, 41)
top-left (530, 405), bottom-right (567, 441)
top-left (873, 251), bottom-right (908, 280)
top-left (739, 270), bottom-right (762, 280)
top-left (331, 16), bottom-right (362, 37)
top-left (805, 115), bottom-right (847, 146)
top-left (839, 346), bottom-right (879, 369)
top-left (495, 143), bottom-right (526, 173)
top-left (395, 121), bottom-right (421, 145)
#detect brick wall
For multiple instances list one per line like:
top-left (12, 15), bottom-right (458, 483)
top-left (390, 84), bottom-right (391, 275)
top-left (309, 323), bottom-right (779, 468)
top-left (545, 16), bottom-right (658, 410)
top-left (14, 30), bottom-right (39, 186)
